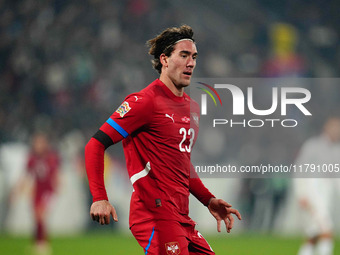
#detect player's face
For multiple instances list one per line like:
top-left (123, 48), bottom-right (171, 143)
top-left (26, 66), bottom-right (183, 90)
top-left (32, 134), bottom-right (49, 155)
top-left (165, 40), bottom-right (197, 87)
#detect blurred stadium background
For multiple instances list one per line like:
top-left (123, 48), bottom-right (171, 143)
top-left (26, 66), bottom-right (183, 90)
top-left (1, 0), bottom-right (340, 254)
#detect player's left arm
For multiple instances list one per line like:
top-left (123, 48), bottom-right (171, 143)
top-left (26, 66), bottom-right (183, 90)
top-left (188, 163), bottom-right (215, 204)
top-left (189, 164), bottom-right (242, 233)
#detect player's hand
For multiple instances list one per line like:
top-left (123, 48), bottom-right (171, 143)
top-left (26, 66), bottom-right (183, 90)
top-left (208, 198), bottom-right (242, 233)
top-left (90, 200), bottom-right (118, 225)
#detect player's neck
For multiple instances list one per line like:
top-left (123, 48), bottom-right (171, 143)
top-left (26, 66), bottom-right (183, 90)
top-left (159, 75), bottom-right (184, 97)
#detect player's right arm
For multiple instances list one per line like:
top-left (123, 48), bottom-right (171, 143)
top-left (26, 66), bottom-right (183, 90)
top-left (85, 92), bottom-right (153, 224)
top-left (85, 137), bottom-right (118, 225)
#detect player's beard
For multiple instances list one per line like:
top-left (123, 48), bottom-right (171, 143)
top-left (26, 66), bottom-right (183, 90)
top-left (178, 73), bottom-right (192, 87)
top-left (175, 80), bottom-right (190, 90)
top-left (163, 70), bottom-right (192, 91)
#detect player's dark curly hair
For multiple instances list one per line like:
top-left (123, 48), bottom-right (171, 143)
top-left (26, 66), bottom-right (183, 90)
top-left (147, 25), bottom-right (195, 74)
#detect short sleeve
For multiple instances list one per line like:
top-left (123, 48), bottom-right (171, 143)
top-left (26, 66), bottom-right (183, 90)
top-left (99, 92), bottom-right (154, 143)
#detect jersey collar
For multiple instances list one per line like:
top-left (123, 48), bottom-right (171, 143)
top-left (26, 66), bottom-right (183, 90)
top-left (156, 79), bottom-right (188, 103)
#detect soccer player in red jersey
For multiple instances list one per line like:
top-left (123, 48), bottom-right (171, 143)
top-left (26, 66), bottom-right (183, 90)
top-left (11, 132), bottom-right (60, 254)
top-left (85, 25), bottom-right (241, 255)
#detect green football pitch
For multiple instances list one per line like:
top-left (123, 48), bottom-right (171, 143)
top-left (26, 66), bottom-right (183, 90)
top-left (0, 233), bottom-right (338, 255)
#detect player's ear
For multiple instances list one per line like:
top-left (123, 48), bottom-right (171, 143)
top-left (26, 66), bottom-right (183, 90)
top-left (160, 53), bottom-right (168, 68)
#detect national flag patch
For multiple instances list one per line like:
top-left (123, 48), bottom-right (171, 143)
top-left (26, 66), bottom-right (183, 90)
top-left (181, 116), bottom-right (190, 123)
top-left (165, 242), bottom-right (181, 255)
top-left (116, 101), bottom-right (131, 117)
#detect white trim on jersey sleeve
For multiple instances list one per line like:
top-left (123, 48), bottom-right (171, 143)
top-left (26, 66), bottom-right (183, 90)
top-left (130, 162), bottom-right (151, 185)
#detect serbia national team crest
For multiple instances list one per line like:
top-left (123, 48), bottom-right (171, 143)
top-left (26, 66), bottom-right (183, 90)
top-left (165, 242), bottom-right (181, 255)
top-left (116, 101), bottom-right (131, 117)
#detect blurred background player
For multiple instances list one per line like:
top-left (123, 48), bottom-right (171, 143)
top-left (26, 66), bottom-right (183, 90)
top-left (85, 25), bottom-right (241, 254)
top-left (11, 132), bottom-right (60, 255)
top-left (294, 117), bottom-right (340, 255)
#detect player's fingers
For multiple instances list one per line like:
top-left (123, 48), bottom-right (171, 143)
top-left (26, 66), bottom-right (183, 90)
top-left (99, 216), bottom-right (105, 225)
top-left (234, 209), bottom-right (242, 220)
top-left (227, 214), bottom-right (235, 233)
top-left (228, 208), bottom-right (242, 220)
top-left (104, 214), bottom-right (110, 225)
top-left (111, 207), bottom-right (118, 222)
top-left (91, 213), bottom-right (99, 222)
top-left (224, 217), bottom-right (230, 233)
top-left (219, 199), bottom-right (232, 208)
top-left (217, 219), bottom-right (221, 233)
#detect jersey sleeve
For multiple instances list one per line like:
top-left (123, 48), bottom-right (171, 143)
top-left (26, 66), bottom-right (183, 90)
top-left (189, 163), bottom-right (215, 206)
top-left (85, 92), bottom-right (154, 202)
top-left (85, 137), bottom-right (109, 202)
top-left (99, 92), bottom-right (154, 144)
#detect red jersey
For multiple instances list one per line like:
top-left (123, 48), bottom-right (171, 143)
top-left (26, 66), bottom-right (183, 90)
top-left (87, 79), bottom-right (214, 227)
top-left (27, 150), bottom-right (60, 197)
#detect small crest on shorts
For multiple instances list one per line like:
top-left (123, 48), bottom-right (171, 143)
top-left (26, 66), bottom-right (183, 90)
top-left (165, 242), bottom-right (181, 255)
top-left (116, 101), bottom-right (131, 117)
